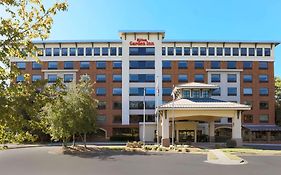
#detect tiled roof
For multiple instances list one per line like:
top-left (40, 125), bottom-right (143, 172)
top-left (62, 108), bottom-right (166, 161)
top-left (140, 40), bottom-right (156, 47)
top-left (243, 125), bottom-right (281, 131)
top-left (158, 98), bottom-right (251, 110)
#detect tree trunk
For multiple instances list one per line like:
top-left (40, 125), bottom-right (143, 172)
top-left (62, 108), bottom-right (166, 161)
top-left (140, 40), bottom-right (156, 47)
top-left (83, 133), bottom-right (87, 148)
top-left (62, 139), bottom-right (67, 148)
top-left (72, 134), bottom-right (76, 147)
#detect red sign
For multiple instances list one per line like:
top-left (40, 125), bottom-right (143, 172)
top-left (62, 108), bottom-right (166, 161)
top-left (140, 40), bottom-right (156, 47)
top-left (129, 38), bottom-right (154, 46)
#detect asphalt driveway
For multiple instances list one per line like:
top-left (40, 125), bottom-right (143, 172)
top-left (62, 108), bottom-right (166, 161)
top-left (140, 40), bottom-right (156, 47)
top-left (0, 147), bottom-right (281, 175)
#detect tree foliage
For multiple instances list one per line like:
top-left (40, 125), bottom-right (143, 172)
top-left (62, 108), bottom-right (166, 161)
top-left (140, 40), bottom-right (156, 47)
top-left (42, 76), bottom-right (98, 147)
top-left (275, 77), bottom-right (281, 125)
top-left (0, 0), bottom-right (68, 145)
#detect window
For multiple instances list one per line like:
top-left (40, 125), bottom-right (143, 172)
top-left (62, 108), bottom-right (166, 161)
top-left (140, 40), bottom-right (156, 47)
top-left (129, 88), bottom-right (155, 96)
top-left (64, 61), bottom-right (74, 69)
top-left (97, 101), bottom-right (106, 110)
top-left (232, 48), bottom-right (239, 56)
top-left (192, 47), bottom-right (198, 56)
top-left (192, 90), bottom-right (200, 98)
top-left (208, 47), bottom-right (215, 56)
top-left (80, 61), bottom-right (90, 69)
top-left (241, 48), bottom-right (247, 56)
top-left (259, 115), bottom-right (269, 123)
top-left (32, 75), bottom-right (41, 82)
top-left (37, 48), bottom-right (43, 56)
top-left (162, 75), bottom-right (171, 82)
top-left (256, 48), bottom-right (263, 56)
top-left (129, 61), bottom-right (154, 69)
top-left (244, 101), bottom-right (253, 107)
top-left (96, 88), bottom-right (106, 96)
top-left (228, 87), bottom-right (237, 96)
top-left (167, 47), bottom-right (174, 56)
top-left (200, 47), bottom-right (206, 56)
top-left (96, 115), bottom-right (106, 123)
top-left (216, 47), bottom-right (223, 56)
top-left (227, 61), bottom-right (236, 69)
top-left (69, 48), bottom-right (76, 56)
top-left (48, 61), bottom-right (57, 69)
top-left (145, 88), bottom-right (155, 96)
top-left (48, 74), bottom-right (57, 83)
top-left (53, 48), bottom-right (60, 56)
top-left (162, 47), bottom-right (166, 56)
top-left (178, 75), bottom-right (188, 82)
top-left (211, 74), bottom-right (220, 82)
top-left (31, 62), bottom-right (41, 70)
top-left (243, 61), bottom-right (252, 69)
top-left (224, 47), bottom-right (231, 56)
top-left (129, 101), bottom-right (155, 109)
top-left (16, 62), bottom-right (26, 69)
top-left (163, 88), bottom-right (172, 96)
top-left (129, 74), bottom-right (155, 82)
top-left (85, 47), bottom-right (92, 56)
top-left (259, 61), bottom-right (268, 69)
top-left (211, 61), bottom-right (220, 69)
top-left (260, 88), bottom-right (269, 96)
top-left (264, 48), bottom-right (271, 56)
top-left (113, 88), bottom-right (122, 96)
top-left (202, 90), bottom-right (209, 98)
top-left (113, 115), bottom-right (122, 123)
top-left (176, 47), bottom-right (182, 56)
top-left (194, 74), bottom-right (204, 82)
top-left (194, 61), bottom-right (204, 69)
top-left (184, 47), bottom-right (190, 55)
top-left (178, 61), bottom-right (187, 69)
top-left (212, 88), bottom-right (221, 96)
top-left (77, 48), bottom-right (84, 56)
top-left (96, 74), bottom-right (106, 82)
top-left (182, 90), bottom-right (191, 98)
top-left (110, 47), bottom-right (117, 56)
top-left (94, 47), bottom-right (100, 56)
top-left (61, 48), bottom-right (68, 56)
top-left (244, 115), bottom-right (253, 123)
top-left (243, 88), bottom-right (253, 96)
top-left (113, 75), bottom-right (122, 82)
top-left (162, 61), bottom-right (171, 69)
top-left (96, 61), bottom-right (106, 69)
top-left (249, 48), bottom-right (255, 56)
top-left (260, 101), bottom-right (269, 109)
top-left (118, 47), bottom-right (122, 56)
top-left (113, 61), bottom-right (122, 69)
top-left (129, 47), bottom-right (155, 56)
top-left (259, 74), bottom-right (268, 82)
top-left (113, 102), bottom-right (122, 109)
top-left (45, 48), bottom-right (52, 56)
top-left (102, 47), bottom-right (109, 56)
top-left (64, 74), bottom-right (73, 83)
top-left (243, 75), bottom-right (252, 82)
top-left (227, 74), bottom-right (237, 82)
top-left (16, 75), bottom-right (24, 82)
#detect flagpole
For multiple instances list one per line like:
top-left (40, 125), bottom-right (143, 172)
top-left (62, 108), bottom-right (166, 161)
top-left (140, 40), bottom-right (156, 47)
top-left (155, 75), bottom-right (159, 145)
top-left (171, 84), bottom-right (175, 146)
top-left (143, 88), bottom-right (146, 145)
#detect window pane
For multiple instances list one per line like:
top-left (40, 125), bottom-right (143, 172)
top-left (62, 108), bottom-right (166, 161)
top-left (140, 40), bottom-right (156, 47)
top-left (32, 75), bottom-right (41, 82)
top-left (178, 75), bottom-right (188, 82)
top-left (243, 61), bottom-right (252, 69)
top-left (259, 88), bottom-right (269, 96)
top-left (85, 47), bottom-right (92, 56)
top-left (211, 61), bottom-right (220, 69)
top-left (227, 74), bottom-right (237, 82)
top-left (162, 75), bottom-right (171, 82)
top-left (53, 48), bottom-right (60, 56)
top-left (192, 47), bottom-right (198, 56)
top-left (241, 48), bottom-right (247, 56)
top-left (113, 61), bottom-right (122, 69)
top-left (113, 88), bottom-right (122, 96)
top-left (211, 74), bottom-right (220, 82)
top-left (184, 47), bottom-right (190, 55)
top-left (69, 48), bottom-right (76, 56)
top-left (243, 88), bottom-right (253, 96)
top-left (162, 61), bottom-right (171, 69)
top-left (243, 75), bottom-right (252, 82)
top-left (102, 47), bottom-right (109, 56)
top-left (264, 48), bottom-right (271, 56)
top-left (260, 102), bottom-right (269, 109)
top-left (227, 61), bottom-right (236, 69)
top-left (228, 87), bottom-right (237, 96)
top-left (194, 74), bottom-right (204, 82)
top-left (163, 88), bottom-right (172, 96)
top-left (94, 47), bottom-right (100, 56)
top-left (48, 62), bottom-right (57, 69)
top-left (61, 48), bottom-right (68, 56)
top-left (64, 74), bottom-right (73, 83)
top-left (96, 61), bottom-right (106, 69)
top-left (194, 61), bottom-right (204, 69)
top-left (208, 47), bottom-right (215, 56)
top-left (64, 61), bottom-right (74, 69)
top-left (78, 48), bottom-right (84, 56)
top-left (257, 48), bottom-right (263, 56)
top-left (249, 48), bottom-right (255, 56)
top-left (129, 47), bottom-right (155, 56)
top-left (48, 74), bottom-right (57, 83)
top-left (176, 47), bottom-right (182, 55)
top-left (113, 74), bottom-right (122, 82)
top-left (45, 48), bottom-right (52, 56)
top-left (162, 47), bottom-right (166, 56)
top-left (167, 47), bottom-right (174, 55)
top-left (259, 115), bottom-right (269, 123)
top-left (118, 47), bottom-right (122, 56)
top-left (96, 88), bottom-right (106, 96)
top-left (96, 74), bottom-right (106, 82)
top-left (232, 48), bottom-right (239, 56)
top-left (80, 61), bottom-right (90, 69)
top-left (32, 62), bottom-right (41, 69)
top-left (216, 47), bottom-right (223, 56)
top-left (178, 61), bottom-right (187, 69)
top-left (110, 47), bottom-right (117, 56)
top-left (212, 88), bottom-right (221, 96)
top-left (259, 61), bottom-right (268, 69)
top-left (17, 62), bottom-right (26, 69)
top-left (16, 75), bottom-right (24, 82)
top-left (182, 90), bottom-right (191, 98)
top-left (200, 47), bottom-right (206, 56)
top-left (244, 115), bottom-right (253, 123)
top-left (259, 75), bottom-right (268, 82)
top-left (224, 47), bottom-right (231, 56)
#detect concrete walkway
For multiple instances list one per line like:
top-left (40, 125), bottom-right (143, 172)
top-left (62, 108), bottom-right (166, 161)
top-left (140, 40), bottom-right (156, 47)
top-left (206, 149), bottom-right (247, 165)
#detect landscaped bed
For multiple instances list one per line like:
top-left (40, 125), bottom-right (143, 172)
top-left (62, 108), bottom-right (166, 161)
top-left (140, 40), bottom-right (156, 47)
top-left (221, 148), bottom-right (281, 156)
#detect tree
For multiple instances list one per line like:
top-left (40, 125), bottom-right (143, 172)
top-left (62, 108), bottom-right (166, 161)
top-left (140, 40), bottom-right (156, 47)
top-left (0, 0), bottom-right (68, 145)
top-left (42, 76), bottom-right (98, 148)
top-left (275, 77), bottom-right (281, 125)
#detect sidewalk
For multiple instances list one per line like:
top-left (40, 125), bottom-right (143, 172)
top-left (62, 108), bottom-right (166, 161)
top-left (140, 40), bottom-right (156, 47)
top-left (206, 149), bottom-right (247, 165)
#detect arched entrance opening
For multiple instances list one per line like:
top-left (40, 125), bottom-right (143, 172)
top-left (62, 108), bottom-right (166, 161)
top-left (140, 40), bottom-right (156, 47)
top-left (215, 127), bottom-right (232, 142)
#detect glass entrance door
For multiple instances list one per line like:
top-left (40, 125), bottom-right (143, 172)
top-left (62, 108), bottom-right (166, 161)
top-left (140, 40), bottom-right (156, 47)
top-left (179, 130), bottom-right (195, 142)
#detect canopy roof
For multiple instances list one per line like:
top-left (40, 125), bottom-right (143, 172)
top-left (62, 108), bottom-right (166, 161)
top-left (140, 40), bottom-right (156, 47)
top-left (243, 125), bottom-right (281, 131)
top-left (158, 98), bottom-right (251, 111)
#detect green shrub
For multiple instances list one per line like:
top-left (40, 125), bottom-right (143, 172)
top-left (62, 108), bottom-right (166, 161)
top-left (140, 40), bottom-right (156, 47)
top-left (126, 141), bottom-right (144, 148)
top-left (152, 146), bottom-right (158, 151)
top-left (177, 148), bottom-right (182, 152)
top-left (226, 139), bottom-right (237, 148)
top-left (185, 148), bottom-right (190, 152)
top-left (157, 147), bottom-right (163, 151)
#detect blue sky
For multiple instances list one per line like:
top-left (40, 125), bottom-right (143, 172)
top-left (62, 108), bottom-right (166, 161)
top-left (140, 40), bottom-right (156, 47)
top-left (32, 0), bottom-right (281, 76)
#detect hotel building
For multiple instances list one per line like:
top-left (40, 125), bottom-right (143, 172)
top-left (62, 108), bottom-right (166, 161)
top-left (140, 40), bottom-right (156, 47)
top-left (12, 31), bottom-right (281, 144)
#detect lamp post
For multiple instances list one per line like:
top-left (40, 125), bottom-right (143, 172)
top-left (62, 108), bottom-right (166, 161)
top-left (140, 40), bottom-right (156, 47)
top-left (143, 88), bottom-right (146, 144)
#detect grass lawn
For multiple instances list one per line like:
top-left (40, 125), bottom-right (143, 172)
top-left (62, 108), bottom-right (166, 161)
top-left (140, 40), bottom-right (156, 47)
top-left (221, 148), bottom-right (281, 155)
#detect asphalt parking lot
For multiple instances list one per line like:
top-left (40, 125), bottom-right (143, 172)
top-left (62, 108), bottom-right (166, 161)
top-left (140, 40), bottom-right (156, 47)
top-left (0, 147), bottom-right (281, 175)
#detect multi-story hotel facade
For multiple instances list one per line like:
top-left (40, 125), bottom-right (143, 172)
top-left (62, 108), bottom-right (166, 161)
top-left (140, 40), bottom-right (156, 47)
top-left (11, 31), bottom-right (281, 143)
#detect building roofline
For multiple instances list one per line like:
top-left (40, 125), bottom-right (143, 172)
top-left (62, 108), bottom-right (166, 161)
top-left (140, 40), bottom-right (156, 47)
top-left (32, 39), bottom-right (122, 44)
top-left (163, 39), bottom-right (280, 46)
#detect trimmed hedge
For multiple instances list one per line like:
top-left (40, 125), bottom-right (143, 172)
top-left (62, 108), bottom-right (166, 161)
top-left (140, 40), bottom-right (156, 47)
top-left (226, 139), bottom-right (237, 148)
